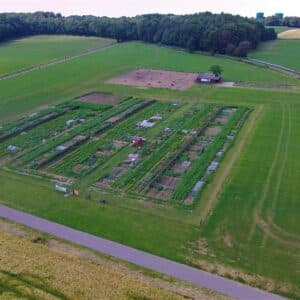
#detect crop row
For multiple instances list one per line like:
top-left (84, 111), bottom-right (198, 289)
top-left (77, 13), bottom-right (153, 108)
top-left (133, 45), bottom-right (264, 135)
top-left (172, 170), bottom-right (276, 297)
top-left (136, 107), bottom-right (220, 193)
top-left (0, 107), bottom-right (75, 143)
top-left (52, 101), bottom-right (172, 177)
top-left (172, 107), bottom-right (248, 202)
top-left (22, 98), bottom-right (155, 169)
top-left (114, 104), bottom-right (214, 190)
top-left (0, 108), bottom-right (98, 157)
top-left (17, 97), bottom-right (141, 166)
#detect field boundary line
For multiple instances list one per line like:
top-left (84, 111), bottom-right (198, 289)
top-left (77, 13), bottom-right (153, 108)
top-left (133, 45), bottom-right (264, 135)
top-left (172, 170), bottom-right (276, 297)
top-left (195, 105), bottom-right (264, 225)
top-left (0, 42), bottom-right (118, 81)
top-left (247, 58), bottom-right (300, 78)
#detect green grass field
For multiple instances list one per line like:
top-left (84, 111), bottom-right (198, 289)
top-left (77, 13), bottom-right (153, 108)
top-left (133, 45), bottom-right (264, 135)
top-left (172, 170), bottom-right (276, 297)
top-left (0, 36), bottom-right (300, 299)
top-left (0, 35), bottom-right (115, 76)
top-left (266, 26), bottom-right (292, 33)
top-left (0, 41), bottom-right (298, 122)
top-left (250, 39), bottom-right (300, 72)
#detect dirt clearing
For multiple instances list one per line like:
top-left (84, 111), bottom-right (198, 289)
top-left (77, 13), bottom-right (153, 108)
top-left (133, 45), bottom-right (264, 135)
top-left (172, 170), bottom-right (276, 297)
top-left (106, 69), bottom-right (198, 90)
top-left (78, 93), bottom-right (119, 105)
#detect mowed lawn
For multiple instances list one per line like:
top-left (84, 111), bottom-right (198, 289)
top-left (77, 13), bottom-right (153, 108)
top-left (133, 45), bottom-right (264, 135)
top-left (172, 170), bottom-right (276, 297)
top-left (1, 37), bottom-right (300, 298)
top-left (0, 41), bottom-right (298, 122)
top-left (0, 35), bottom-right (115, 76)
top-left (202, 103), bottom-right (300, 298)
top-left (250, 39), bottom-right (300, 71)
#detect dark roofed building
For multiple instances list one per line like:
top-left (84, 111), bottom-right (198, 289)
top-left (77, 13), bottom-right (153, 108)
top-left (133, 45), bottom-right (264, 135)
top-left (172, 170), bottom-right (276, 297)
top-left (196, 73), bottom-right (221, 84)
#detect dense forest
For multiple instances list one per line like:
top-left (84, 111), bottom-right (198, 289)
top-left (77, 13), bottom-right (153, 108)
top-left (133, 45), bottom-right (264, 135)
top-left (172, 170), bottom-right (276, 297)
top-left (0, 12), bottom-right (276, 57)
top-left (262, 16), bottom-right (300, 27)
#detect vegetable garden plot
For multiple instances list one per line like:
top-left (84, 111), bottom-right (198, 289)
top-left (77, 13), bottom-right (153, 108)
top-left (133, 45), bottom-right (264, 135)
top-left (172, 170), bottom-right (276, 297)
top-left (80, 102), bottom-right (186, 188)
top-left (16, 98), bottom-right (147, 168)
top-left (112, 106), bottom-right (249, 206)
top-left (112, 104), bottom-right (214, 191)
top-left (51, 101), bottom-right (176, 178)
top-left (0, 107), bottom-right (101, 158)
top-left (0, 97), bottom-right (249, 209)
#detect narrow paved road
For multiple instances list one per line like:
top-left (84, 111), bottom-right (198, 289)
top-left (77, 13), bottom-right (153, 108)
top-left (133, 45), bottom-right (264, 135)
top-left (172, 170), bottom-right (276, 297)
top-left (0, 204), bottom-right (283, 300)
top-left (0, 43), bottom-right (117, 81)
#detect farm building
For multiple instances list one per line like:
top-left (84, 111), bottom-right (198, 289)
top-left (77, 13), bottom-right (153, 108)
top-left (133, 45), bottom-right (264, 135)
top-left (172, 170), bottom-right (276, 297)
top-left (196, 73), bottom-right (221, 84)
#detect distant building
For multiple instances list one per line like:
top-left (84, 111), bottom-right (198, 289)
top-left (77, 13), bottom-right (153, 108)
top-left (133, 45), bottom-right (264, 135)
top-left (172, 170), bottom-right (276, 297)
top-left (196, 73), bottom-right (221, 84)
top-left (275, 13), bottom-right (284, 20)
top-left (256, 12), bottom-right (265, 20)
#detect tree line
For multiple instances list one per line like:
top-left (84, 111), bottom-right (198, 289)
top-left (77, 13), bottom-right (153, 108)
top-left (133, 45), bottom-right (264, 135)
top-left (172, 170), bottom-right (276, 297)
top-left (0, 12), bottom-right (276, 57)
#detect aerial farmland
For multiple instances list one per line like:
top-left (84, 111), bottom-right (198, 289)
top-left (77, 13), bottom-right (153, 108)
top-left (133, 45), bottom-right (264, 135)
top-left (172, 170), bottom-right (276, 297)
top-left (0, 8), bottom-right (300, 300)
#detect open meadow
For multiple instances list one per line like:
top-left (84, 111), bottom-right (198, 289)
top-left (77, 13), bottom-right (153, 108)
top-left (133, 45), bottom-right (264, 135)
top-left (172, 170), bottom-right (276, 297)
top-left (250, 29), bottom-right (300, 72)
top-left (0, 35), bottom-right (115, 76)
top-left (0, 36), bottom-right (300, 299)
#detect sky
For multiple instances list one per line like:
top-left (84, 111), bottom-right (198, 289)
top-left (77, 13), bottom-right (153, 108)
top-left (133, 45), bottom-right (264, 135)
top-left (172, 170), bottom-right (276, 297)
top-left (1, 0), bottom-right (299, 18)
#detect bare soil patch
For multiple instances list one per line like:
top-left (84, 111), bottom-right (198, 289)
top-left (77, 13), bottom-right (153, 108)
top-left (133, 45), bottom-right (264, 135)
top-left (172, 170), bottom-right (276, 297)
top-left (215, 116), bottom-right (230, 124)
top-left (78, 93), bottom-right (119, 105)
top-left (148, 188), bottom-right (172, 200)
top-left (184, 196), bottom-right (194, 205)
top-left (113, 140), bottom-right (128, 149)
top-left (107, 69), bottom-right (198, 90)
top-left (137, 199), bottom-right (156, 207)
top-left (96, 178), bottom-right (113, 188)
top-left (188, 150), bottom-right (199, 161)
top-left (223, 235), bottom-right (233, 248)
top-left (72, 164), bottom-right (88, 174)
top-left (204, 126), bottom-right (222, 137)
top-left (172, 163), bottom-right (190, 174)
top-left (159, 176), bottom-right (179, 189)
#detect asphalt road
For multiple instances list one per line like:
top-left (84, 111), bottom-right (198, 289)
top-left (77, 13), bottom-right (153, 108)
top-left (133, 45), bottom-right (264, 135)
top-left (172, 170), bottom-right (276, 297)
top-left (0, 204), bottom-right (283, 300)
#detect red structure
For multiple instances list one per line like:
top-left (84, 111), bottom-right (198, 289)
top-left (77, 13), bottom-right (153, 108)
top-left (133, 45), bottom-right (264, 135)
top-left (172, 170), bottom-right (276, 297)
top-left (132, 137), bottom-right (145, 147)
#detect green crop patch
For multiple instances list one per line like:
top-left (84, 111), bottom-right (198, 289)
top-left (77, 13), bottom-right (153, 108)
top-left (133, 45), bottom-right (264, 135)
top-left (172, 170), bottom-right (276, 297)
top-left (0, 96), bottom-right (249, 208)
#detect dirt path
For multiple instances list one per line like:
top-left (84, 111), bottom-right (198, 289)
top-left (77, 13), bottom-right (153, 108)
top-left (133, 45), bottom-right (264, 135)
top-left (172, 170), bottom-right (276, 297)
top-left (0, 204), bottom-right (283, 300)
top-left (0, 43), bottom-right (117, 81)
top-left (256, 217), bottom-right (300, 250)
top-left (247, 58), bottom-right (300, 79)
top-left (195, 105), bottom-right (264, 224)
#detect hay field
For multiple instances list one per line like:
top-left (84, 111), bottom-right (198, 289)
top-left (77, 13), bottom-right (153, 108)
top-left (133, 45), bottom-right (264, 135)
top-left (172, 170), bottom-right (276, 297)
top-left (0, 230), bottom-right (183, 299)
top-left (278, 29), bottom-right (300, 39)
top-left (0, 220), bottom-right (227, 300)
